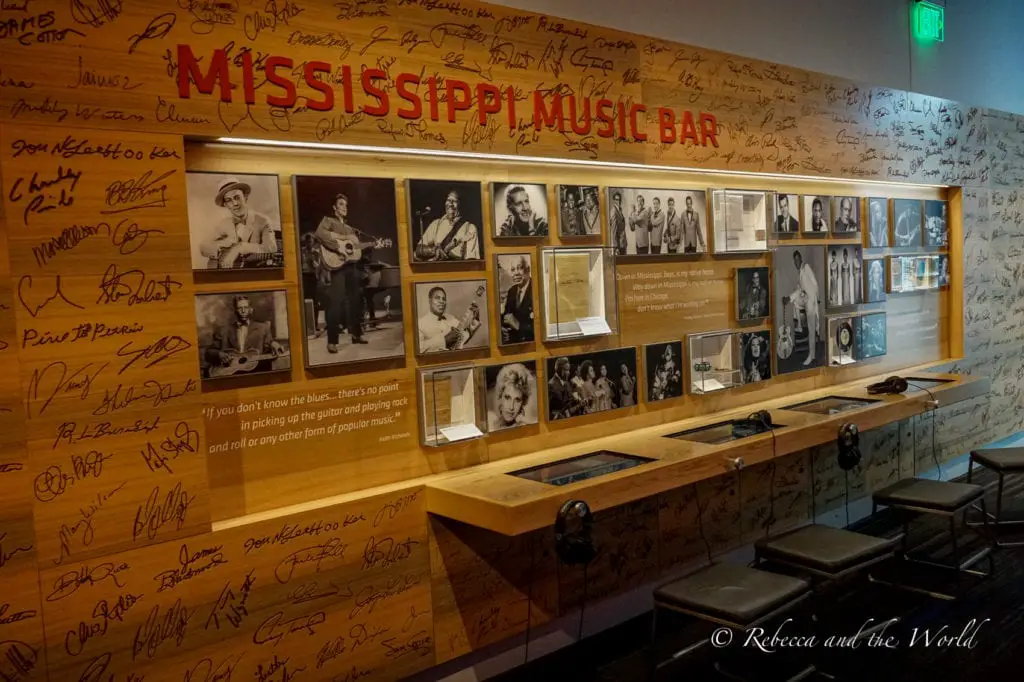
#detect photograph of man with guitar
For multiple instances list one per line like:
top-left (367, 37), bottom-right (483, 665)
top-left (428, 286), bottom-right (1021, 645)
top-left (415, 280), bottom-right (489, 354)
top-left (186, 172), bottom-right (284, 270)
top-left (407, 179), bottom-right (484, 263)
top-left (196, 291), bottom-right (291, 380)
top-left (546, 347), bottom-right (638, 422)
top-left (294, 175), bottom-right (404, 367)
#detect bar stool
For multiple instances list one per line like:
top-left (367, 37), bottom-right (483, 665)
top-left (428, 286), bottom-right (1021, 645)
top-left (869, 477), bottom-right (993, 600)
top-left (967, 446), bottom-right (1024, 547)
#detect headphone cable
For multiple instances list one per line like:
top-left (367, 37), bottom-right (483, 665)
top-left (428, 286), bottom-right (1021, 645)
top-left (906, 381), bottom-right (942, 480)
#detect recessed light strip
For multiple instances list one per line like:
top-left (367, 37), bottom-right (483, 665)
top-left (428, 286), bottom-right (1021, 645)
top-left (213, 136), bottom-right (948, 190)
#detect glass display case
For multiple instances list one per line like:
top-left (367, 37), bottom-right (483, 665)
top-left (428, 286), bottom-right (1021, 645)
top-left (784, 396), bottom-right (880, 415)
top-left (688, 331), bottom-right (742, 394)
top-left (666, 417), bottom-right (782, 444)
top-left (712, 189), bottom-right (770, 253)
top-left (418, 364), bottom-right (485, 447)
top-left (889, 255), bottom-right (940, 293)
top-left (508, 451), bottom-right (654, 486)
top-left (540, 246), bottom-right (618, 340)
top-left (828, 316), bottom-right (857, 366)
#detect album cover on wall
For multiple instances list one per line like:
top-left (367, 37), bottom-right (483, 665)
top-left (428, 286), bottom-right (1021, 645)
top-left (607, 187), bottom-right (707, 255)
top-left (831, 196), bottom-right (861, 235)
top-left (924, 200), bottom-right (948, 247)
top-left (495, 253), bottom-right (535, 346)
top-left (864, 258), bottom-right (887, 303)
top-left (892, 199), bottom-right (923, 247)
top-left (195, 290), bottom-right (291, 381)
top-left (186, 172), bottom-right (284, 271)
top-left (419, 363), bottom-right (485, 446)
top-left (866, 197), bottom-right (889, 247)
top-left (546, 347), bottom-right (637, 422)
top-left (406, 179), bottom-right (485, 263)
top-left (803, 195), bottom-right (831, 235)
top-left (484, 360), bottom-right (539, 432)
top-left (558, 185), bottom-right (601, 237)
top-left (739, 330), bottom-right (772, 384)
top-left (855, 313), bottom-right (887, 360)
top-left (644, 341), bottom-right (683, 403)
top-left (414, 279), bottom-right (489, 355)
top-left (293, 175), bottom-right (404, 367)
top-left (775, 193), bottom-right (800, 234)
top-left (492, 182), bottom-right (550, 237)
top-left (773, 245), bottom-right (826, 374)
top-left (826, 245), bottom-right (864, 308)
top-left (736, 266), bottom-right (770, 321)
top-left (712, 189), bottom-right (770, 253)
top-left (828, 316), bottom-right (857, 366)
top-left (688, 331), bottom-right (741, 394)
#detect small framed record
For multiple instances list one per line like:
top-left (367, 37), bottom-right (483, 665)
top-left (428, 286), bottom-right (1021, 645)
top-left (828, 316), bottom-right (856, 366)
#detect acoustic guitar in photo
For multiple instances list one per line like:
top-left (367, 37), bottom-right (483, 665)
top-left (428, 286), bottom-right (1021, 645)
top-left (444, 285), bottom-right (486, 350)
top-left (208, 242), bottom-right (285, 269)
top-left (208, 349), bottom-right (291, 378)
top-left (320, 233), bottom-right (377, 270)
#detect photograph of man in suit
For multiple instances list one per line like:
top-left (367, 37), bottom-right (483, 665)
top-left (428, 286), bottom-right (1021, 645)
top-left (204, 295), bottom-right (286, 375)
top-left (548, 356), bottom-right (580, 420)
top-left (775, 194), bottom-right (799, 233)
top-left (681, 195), bottom-right (705, 253)
top-left (834, 197), bottom-right (859, 233)
top-left (664, 197), bottom-right (682, 253)
top-left (809, 197), bottom-right (827, 232)
top-left (741, 269), bottom-right (769, 319)
top-left (500, 254), bottom-right (534, 344)
top-left (629, 194), bottom-right (651, 254)
top-left (610, 191), bottom-right (627, 255)
top-left (199, 177), bottom-right (280, 269)
top-left (314, 193), bottom-right (369, 352)
top-left (498, 185), bottom-right (549, 237)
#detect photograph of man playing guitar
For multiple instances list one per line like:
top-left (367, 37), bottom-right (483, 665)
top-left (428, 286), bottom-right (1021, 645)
top-left (411, 183), bottom-right (482, 262)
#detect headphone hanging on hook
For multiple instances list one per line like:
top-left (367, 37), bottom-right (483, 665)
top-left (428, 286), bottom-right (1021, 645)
top-left (837, 423), bottom-right (862, 471)
top-left (555, 499), bottom-right (597, 567)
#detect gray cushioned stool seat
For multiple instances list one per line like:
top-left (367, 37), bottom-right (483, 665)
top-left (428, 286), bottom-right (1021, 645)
top-left (654, 562), bottom-right (809, 625)
top-left (971, 447), bottom-right (1024, 472)
top-left (756, 525), bottom-right (895, 573)
top-left (873, 478), bottom-right (983, 512)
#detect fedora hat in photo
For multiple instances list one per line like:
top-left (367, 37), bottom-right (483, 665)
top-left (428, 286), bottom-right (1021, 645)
top-left (215, 177), bottom-right (251, 206)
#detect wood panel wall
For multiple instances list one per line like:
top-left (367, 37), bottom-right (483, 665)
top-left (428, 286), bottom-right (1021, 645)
top-left (0, 1), bottom-right (1020, 681)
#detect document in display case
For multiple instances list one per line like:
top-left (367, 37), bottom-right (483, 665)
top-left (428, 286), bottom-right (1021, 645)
top-left (540, 246), bottom-right (618, 340)
top-left (711, 189), bottom-right (770, 253)
top-left (688, 330), bottom-right (742, 394)
top-left (418, 364), bottom-right (485, 447)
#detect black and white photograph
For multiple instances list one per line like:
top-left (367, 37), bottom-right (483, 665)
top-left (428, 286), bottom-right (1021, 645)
top-left (924, 199), bottom-right (948, 247)
top-left (828, 316), bottom-right (857, 366)
top-left (195, 290), bottom-right (291, 381)
top-left (186, 172), bottom-right (284, 271)
top-left (407, 179), bottom-right (484, 262)
top-left (492, 182), bottom-right (549, 237)
top-left (740, 330), bottom-right (772, 384)
top-left (644, 341), bottom-right (683, 402)
top-left (803, 195), bottom-right (831, 234)
top-left (496, 253), bottom-right (535, 345)
top-left (607, 187), bottom-right (707, 255)
top-left (485, 360), bottom-right (539, 432)
top-left (938, 254), bottom-right (950, 287)
top-left (736, 266), bottom-right (770, 321)
top-left (832, 196), bottom-right (861, 235)
top-left (558, 185), bottom-right (601, 237)
top-left (414, 279), bottom-right (489, 355)
top-left (774, 246), bottom-right (826, 374)
top-left (855, 313), bottom-right (887, 360)
top-left (546, 347), bottom-right (638, 422)
top-left (867, 197), bottom-right (889, 247)
top-left (293, 175), bottom-right (404, 367)
top-left (775, 193), bottom-right (800, 233)
top-left (892, 198), bottom-right (923, 247)
top-left (864, 258), bottom-right (887, 303)
top-left (826, 245), bottom-right (864, 308)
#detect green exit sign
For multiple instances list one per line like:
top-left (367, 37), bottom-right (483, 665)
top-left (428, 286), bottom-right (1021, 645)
top-left (915, 1), bottom-right (945, 42)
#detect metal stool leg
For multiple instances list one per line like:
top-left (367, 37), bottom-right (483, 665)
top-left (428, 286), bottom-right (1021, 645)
top-left (648, 606), bottom-right (659, 681)
top-left (996, 473), bottom-right (1005, 526)
top-left (949, 514), bottom-right (961, 597)
top-left (967, 457), bottom-right (974, 483)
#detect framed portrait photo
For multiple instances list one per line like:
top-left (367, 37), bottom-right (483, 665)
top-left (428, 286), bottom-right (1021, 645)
top-left (892, 199), bottom-right (923, 247)
top-left (832, 196), bottom-right (861, 236)
top-left (644, 341), bottom-right (683, 403)
top-left (557, 185), bottom-right (601, 237)
top-left (825, 245), bottom-right (864, 308)
top-left (736, 266), bottom-right (770, 321)
top-left (924, 200), bottom-right (949, 247)
top-left (864, 258), bottom-right (887, 303)
top-left (546, 347), bottom-right (638, 422)
top-left (866, 197), bottom-right (889, 247)
top-left (292, 175), bottom-right (404, 367)
top-left (774, 193), bottom-right (800, 234)
top-left (607, 186), bottom-right (708, 255)
top-left (195, 289), bottom-right (291, 381)
top-left (739, 330), bottom-right (772, 384)
top-left (773, 245), bottom-right (826, 374)
top-left (406, 179), bottom-right (485, 263)
top-left (492, 182), bottom-right (550, 238)
top-left (414, 279), bottom-right (489, 355)
top-left (483, 360), bottom-right (539, 432)
top-left (186, 171), bottom-right (284, 271)
top-left (802, 195), bottom-right (831, 235)
top-left (495, 252), bottom-right (535, 346)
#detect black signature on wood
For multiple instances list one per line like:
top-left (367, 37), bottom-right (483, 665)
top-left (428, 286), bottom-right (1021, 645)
top-left (54, 416), bottom-right (161, 450)
top-left (33, 450), bottom-right (113, 503)
top-left (63, 592), bottom-right (141, 656)
top-left (0, 533), bottom-right (33, 570)
top-left (153, 543), bottom-right (227, 592)
top-left (47, 562), bottom-right (129, 602)
top-left (252, 610), bottom-right (326, 646)
top-left (183, 655), bottom-right (243, 682)
top-left (361, 536), bottom-right (419, 571)
top-left (381, 630), bottom-right (432, 659)
top-left (0, 640), bottom-right (38, 682)
top-left (70, 0), bottom-right (123, 27)
top-left (288, 579), bottom-right (342, 605)
top-left (17, 274), bottom-right (85, 318)
top-left (274, 539), bottom-right (347, 584)
top-left (0, 604), bottom-right (36, 626)
top-left (93, 378), bottom-right (197, 417)
top-left (128, 12), bottom-right (176, 53)
top-left (205, 570), bottom-right (255, 631)
top-left (133, 482), bottom-right (194, 542)
top-left (26, 360), bottom-right (108, 417)
top-left (97, 265), bottom-right (183, 308)
top-left (131, 598), bottom-right (191, 660)
top-left (55, 481), bottom-right (126, 566)
top-left (100, 169), bottom-right (175, 214)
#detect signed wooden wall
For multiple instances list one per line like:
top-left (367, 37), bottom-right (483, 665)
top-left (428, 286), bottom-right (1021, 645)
top-left (0, 0), bottom-right (1021, 681)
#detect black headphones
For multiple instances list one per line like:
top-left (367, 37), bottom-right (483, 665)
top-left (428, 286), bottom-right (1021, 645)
top-left (837, 423), bottom-right (862, 471)
top-left (555, 499), bottom-right (597, 566)
top-left (732, 410), bottom-right (772, 438)
top-left (867, 376), bottom-right (908, 395)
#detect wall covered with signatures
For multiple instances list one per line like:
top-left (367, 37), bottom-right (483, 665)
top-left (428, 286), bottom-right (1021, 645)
top-left (0, 1), bottom-right (1021, 681)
